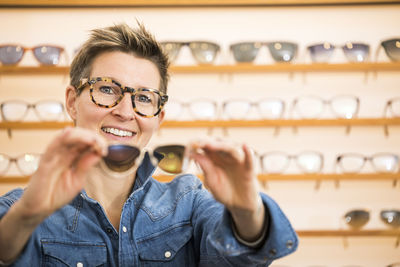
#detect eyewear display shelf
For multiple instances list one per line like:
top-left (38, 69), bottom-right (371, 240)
top-left (1, 118), bottom-right (400, 130)
top-left (1, 0), bottom-right (399, 7)
top-left (1, 62), bottom-right (400, 74)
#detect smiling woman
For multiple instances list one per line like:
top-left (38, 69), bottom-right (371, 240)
top-left (0, 23), bottom-right (297, 266)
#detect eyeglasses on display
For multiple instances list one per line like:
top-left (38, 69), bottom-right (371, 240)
top-left (230, 41), bottom-right (298, 63)
top-left (290, 95), bottom-right (360, 119)
top-left (307, 42), bottom-right (370, 63)
top-left (101, 144), bottom-right (188, 178)
top-left (335, 152), bottom-right (399, 174)
top-left (344, 209), bottom-right (370, 229)
top-left (222, 98), bottom-right (285, 120)
top-left (0, 153), bottom-right (41, 176)
top-left (379, 38), bottom-right (400, 62)
top-left (0, 100), bottom-right (65, 122)
top-left (0, 44), bottom-right (66, 65)
top-left (383, 97), bottom-right (400, 118)
top-left (164, 99), bottom-right (217, 121)
top-left (160, 41), bottom-right (220, 64)
top-left (259, 151), bottom-right (324, 174)
top-left (77, 77), bottom-right (168, 118)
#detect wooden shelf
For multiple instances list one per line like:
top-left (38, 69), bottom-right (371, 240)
top-left (297, 229), bottom-right (400, 237)
top-left (1, 63), bottom-right (400, 75)
top-left (1, 173), bottom-right (398, 184)
top-left (1, 118), bottom-right (399, 131)
top-left (0, 0), bottom-right (399, 7)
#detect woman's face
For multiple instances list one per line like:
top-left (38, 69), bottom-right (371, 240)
top-left (66, 51), bottom-right (164, 149)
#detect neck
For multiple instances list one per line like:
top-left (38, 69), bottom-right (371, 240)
top-left (84, 164), bottom-right (137, 231)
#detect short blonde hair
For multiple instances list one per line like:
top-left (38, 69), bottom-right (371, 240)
top-left (70, 23), bottom-right (170, 94)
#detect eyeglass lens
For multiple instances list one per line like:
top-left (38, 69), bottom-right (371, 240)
top-left (381, 39), bottom-right (400, 62)
top-left (0, 100), bottom-right (64, 122)
top-left (387, 98), bottom-right (400, 117)
top-left (90, 78), bottom-right (163, 117)
top-left (0, 153), bottom-right (41, 176)
top-left (0, 45), bottom-right (63, 65)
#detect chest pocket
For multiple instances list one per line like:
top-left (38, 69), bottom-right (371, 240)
top-left (41, 240), bottom-right (107, 267)
top-left (137, 223), bottom-right (193, 266)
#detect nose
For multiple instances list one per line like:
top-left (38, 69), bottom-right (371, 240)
top-left (111, 93), bottom-right (135, 120)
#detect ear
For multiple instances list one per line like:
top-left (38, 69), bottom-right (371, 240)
top-left (65, 85), bottom-right (78, 121)
top-left (155, 109), bottom-right (165, 130)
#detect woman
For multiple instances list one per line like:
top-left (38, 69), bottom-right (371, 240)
top-left (0, 23), bottom-right (297, 266)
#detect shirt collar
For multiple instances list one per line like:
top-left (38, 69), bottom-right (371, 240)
top-left (133, 151), bottom-right (163, 190)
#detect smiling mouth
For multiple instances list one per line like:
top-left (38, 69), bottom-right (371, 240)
top-left (102, 127), bottom-right (134, 137)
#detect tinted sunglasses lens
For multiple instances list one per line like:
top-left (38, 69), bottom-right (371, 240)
top-left (381, 39), bottom-right (400, 62)
top-left (342, 43), bottom-right (370, 62)
top-left (154, 145), bottom-right (185, 174)
top-left (344, 210), bottom-right (370, 229)
top-left (380, 210), bottom-right (400, 227)
top-left (35, 101), bottom-right (63, 121)
top-left (1, 101), bottom-right (28, 121)
top-left (160, 42), bottom-right (182, 62)
top-left (103, 145), bottom-right (140, 172)
top-left (189, 42), bottom-right (220, 64)
top-left (230, 42), bottom-right (260, 63)
top-left (33, 46), bottom-right (62, 65)
top-left (267, 42), bottom-right (298, 62)
top-left (0, 45), bottom-right (24, 65)
top-left (308, 43), bottom-right (334, 63)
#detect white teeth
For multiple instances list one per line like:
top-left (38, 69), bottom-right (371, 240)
top-left (102, 127), bottom-right (133, 137)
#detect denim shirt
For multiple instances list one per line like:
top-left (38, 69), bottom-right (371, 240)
top-left (0, 153), bottom-right (298, 266)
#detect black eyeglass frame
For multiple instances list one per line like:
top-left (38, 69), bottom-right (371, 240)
top-left (77, 77), bottom-right (168, 118)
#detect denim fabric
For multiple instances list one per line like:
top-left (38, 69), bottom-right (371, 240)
top-left (0, 153), bottom-right (298, 266)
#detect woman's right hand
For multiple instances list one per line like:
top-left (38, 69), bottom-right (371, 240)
top-left (15, 127), bottom-right (107, 223)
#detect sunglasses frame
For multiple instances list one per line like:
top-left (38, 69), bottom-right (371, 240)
top-left (100, 144), bottom-right (189, 178)
top-left (0, 43), bottom-right (67, 65)
top-left (160, 41), bottom-right (221, 64)
top-left (375, 37), bottom-right (400, 62)
top-left (229, 41), bottom-right (299, 63)
top-left (306, 42), bottom-right (370, 63)
top-left (77, 77), bottom-right (168, 118)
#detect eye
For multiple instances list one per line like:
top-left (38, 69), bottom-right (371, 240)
top-left (137, 94), bottom-right (152, 103)
top-left (99, 86), bottom-right (116, 95)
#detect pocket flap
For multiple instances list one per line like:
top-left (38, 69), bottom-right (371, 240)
top-left (42, 240), bottom-right (107, 266)
top-left (137, 224), bottom-right (192, 261)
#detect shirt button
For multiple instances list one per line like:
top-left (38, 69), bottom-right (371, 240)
top-left (122, 226), bottom-right (127, 233)
top-left (106, 228), bottom-right (112, 234)
top-left (164, 251), bottom-right (172, 258)
top-left (269, 248), bottom-right (277, 257)
top-left (77, 262), bottom-right (83, 267)
top-left (286, 240), bottom-right (293, 249)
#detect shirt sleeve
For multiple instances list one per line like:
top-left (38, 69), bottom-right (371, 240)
top-left (0, 188), bottom-right (24, 220)
top-left (192, 187), bottom-right (298, 267)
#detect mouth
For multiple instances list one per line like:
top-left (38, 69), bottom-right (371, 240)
top-left (101, 127), bottom-right (135, 138)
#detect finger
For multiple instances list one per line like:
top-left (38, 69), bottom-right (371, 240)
top-left (243, 144), bottom-right (254, 170)
top-left (190, 151), bottom-right (220, 189)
